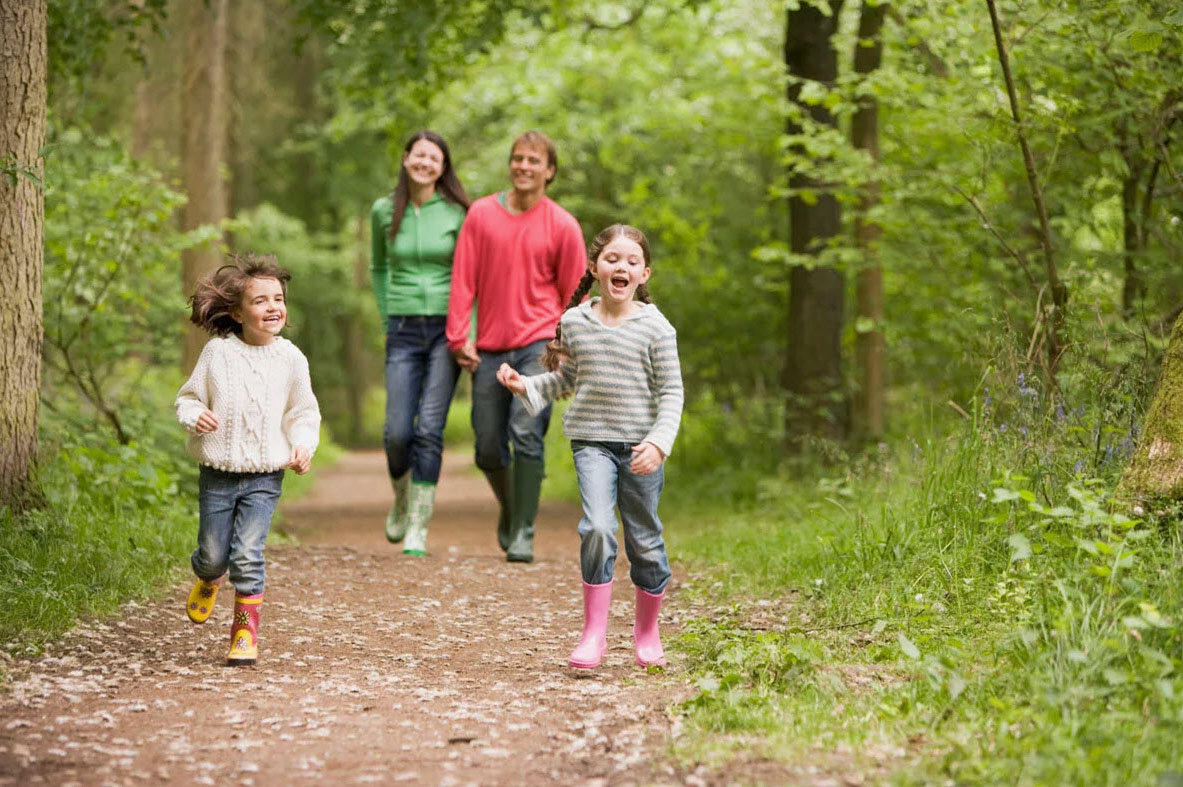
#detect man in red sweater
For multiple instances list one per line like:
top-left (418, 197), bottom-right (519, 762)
top-left (446, 131), bottom-right (586, 562)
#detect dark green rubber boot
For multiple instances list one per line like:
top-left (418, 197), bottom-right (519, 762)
top-left (484, 466), bottom-right (514, 552)
top-left (506, 458), bottom-right (544, 563)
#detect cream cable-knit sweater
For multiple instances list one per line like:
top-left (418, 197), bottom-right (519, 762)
top-left (175, 335), bottom-right (321, 473)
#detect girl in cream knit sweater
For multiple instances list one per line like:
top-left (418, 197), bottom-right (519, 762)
top-left (175, 254), bottom-right (320, 666)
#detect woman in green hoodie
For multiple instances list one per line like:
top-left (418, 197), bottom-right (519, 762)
top-left (371, 130), bottom-right (470, 555)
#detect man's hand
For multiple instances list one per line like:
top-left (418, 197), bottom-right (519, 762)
top-left (452, 340), bottom-right (481, 373)
top-left (195, 409), bottom-right (219, 434)
top-left (288, 446), bottom-right (311, 475)
top-left (496, 363), bottom-right (527, 396)
top-left (629, 441), bottom-right (665, 475)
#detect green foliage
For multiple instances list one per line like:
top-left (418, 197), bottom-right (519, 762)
top-left (234, 204), bottom-right (383, 445)
top-left (0, 369), bottom-right (197, 661)
top-left (41, 127), bottom-right (216, 443)
top-left (427, 0), bottom-right (787, 397)
top-left (665, 353), bottom-right (1183, 781)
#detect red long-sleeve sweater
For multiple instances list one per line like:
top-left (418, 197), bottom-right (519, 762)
top-left (446, 194), bottom-right (586, 352)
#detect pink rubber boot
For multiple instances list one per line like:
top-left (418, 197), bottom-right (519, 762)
top-left (568, 580), bottom-right (613, 669)
top-left (633, 586), bottom-right (667, 667)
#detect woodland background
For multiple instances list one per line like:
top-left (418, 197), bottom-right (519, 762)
top-left (3, 0), bottom-right (1183, 781)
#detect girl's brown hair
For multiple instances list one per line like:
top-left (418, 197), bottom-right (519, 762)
top-left (388, 130), bottom-right (471, 240)
top-left (539, 224), bottom-right (652, 371)
top-left (188, 253), bottom-right (292, 337)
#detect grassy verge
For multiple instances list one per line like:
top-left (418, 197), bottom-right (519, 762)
top-left (661, 394), bottom-right (1183, 784)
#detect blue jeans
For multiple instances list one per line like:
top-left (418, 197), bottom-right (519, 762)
top-left (470, 339), bottom-right (551, 471)
top-left (191, 466), bottom-right (284, 596)
top-left (571, 440), bottom-right (671, 593)
top-left (384, 315), bottom-right (461, 483)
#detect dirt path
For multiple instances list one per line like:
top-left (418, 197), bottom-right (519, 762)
top-left (0, 450), bottom-right (698, 786)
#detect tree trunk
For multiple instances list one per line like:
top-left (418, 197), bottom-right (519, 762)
top-left (851, 0), bottom-right (888, 443)
top-left (180, 0), bottom-right (229, 373)
top-left (343, 217), bottom-right (370, 445)
top-left (1121, 172), bottom-right (1144, 320)
top-left (0, 0), bottom-right (47, 507)
top-left (784, 0), bottom-right (847, 445)
top-left (1118, 311), bottom-right (1183, 503)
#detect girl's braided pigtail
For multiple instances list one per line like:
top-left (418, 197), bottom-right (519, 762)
top-left (540, 270), bottom-right (595, 371)
top-left (636, 282), bottom-right (653, 304)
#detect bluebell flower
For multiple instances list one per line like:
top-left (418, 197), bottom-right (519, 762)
top-left (1073, 460), bottom-right (1085, 474)
top-left (1019, 426), bottom-right (1028, 436)
top-left (1055, 403), bottom-right (1066, 421)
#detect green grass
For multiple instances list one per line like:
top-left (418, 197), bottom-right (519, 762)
top-left (661, 395), bottom-right (1183, 784)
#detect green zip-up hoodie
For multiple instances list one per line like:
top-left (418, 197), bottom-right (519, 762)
top-left (370, 193), bottom-right (466, 317)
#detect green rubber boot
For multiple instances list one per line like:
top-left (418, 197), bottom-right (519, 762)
top-left (484, 466), bottom-right (514, 553)
top-left (402, 481), bottom-right (436, 557)
top-left (506, 458), bottom-right (544, 563)
top-left (385, 471), bottom-right (411, 543)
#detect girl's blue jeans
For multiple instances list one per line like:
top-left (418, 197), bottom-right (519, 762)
top-left (571, 440), bottom-right (671, 594)
top-left (384, 315), bottom-right (461, 484)
top-left (192, 466), bottom-right (284, 596)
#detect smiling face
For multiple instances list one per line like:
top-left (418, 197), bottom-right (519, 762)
top-left (508, 142), bottom-right (555, 196)
top-left (591, 236), bottom-right (650, 307)
top-left (232, 276), bottom-right (287, 345)
top-left (402, 138), bottom-right (446, 188)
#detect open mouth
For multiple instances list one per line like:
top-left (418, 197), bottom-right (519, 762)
top-left (610, 274), bottom-right (630, 289)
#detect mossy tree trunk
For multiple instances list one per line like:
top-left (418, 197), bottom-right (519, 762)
top-left (1119, 313), bottom-right (1183, 502)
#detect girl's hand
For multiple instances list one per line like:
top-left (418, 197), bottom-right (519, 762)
top-left (630, 441), bottom-right (665, 475)
top-left (195, 409), bottom-right (219, 434)
top-left (288, 446), bottom-right (311, 475)
top-left (496, 363), bottom-right (527, 396)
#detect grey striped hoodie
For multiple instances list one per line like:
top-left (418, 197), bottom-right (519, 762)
top-left (519, 298), bottom-right (683, 457)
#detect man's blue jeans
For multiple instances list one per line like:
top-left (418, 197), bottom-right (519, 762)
top-left (571, 440), bottom-right (671, 594)
top-left (191, 466), bottom-right (284, 596)
top-left (470, 339), bottom-right (551, 470)
top-left (384, 315), bottom-right (461, 483)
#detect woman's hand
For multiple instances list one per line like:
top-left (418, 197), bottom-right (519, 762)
top-left (195, 409), bottom-right (219, 434)
top-left (629, 441), bottom-right (665, 475)
top-left (288, 446), bottom-right (311, 475)
top-left (496, 363), bottom-right (527, 396)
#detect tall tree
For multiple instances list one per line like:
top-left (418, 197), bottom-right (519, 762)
top-left (180, 0), bottom-right (229, 372)
top-left (0, 0), bottom-right (47, 507)
top-left (851, 0), bottom-right (888, 442)
top-left (784, 0), bottom-right (847, 444)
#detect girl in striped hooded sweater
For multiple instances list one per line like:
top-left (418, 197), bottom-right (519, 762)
top-left (497, 224), bottom-right (683, 669)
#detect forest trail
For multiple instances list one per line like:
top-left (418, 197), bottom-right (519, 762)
top-left (0, 450), bottom-right (705, 786)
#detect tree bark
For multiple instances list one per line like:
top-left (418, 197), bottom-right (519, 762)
top-left (784, 0), bottom-right (847, 445)
top-left (1121, 165), bottom-right (1146, 320)
top-left (180, 0), bottom-right (229, 373)
top-left (0, 0), bottom-right (47, 507)
top-left (851, 0), bottom-right (888, 443)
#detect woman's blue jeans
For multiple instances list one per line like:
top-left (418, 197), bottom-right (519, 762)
top-left (191, 466), bottom-right (284, 596)
top-left (571, 440), bottom-right (671, 594)
top-left (384, 315), bottom-right (461, 483)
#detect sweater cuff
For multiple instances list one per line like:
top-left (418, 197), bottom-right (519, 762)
top-left (518, 379), bottom-right (547, 418)
top-left (642, 431), bottom-right (674, 459)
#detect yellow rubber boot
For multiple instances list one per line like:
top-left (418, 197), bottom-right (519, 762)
top-left (186, 575), bottom-right (223, 624)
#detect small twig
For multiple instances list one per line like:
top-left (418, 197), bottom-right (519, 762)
top-left (799, 617), bottom-right (878, 634)
top-left (947, 400), bottom-right (971, 419)
top-left (952, 186), bottom-right (1039, 290)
